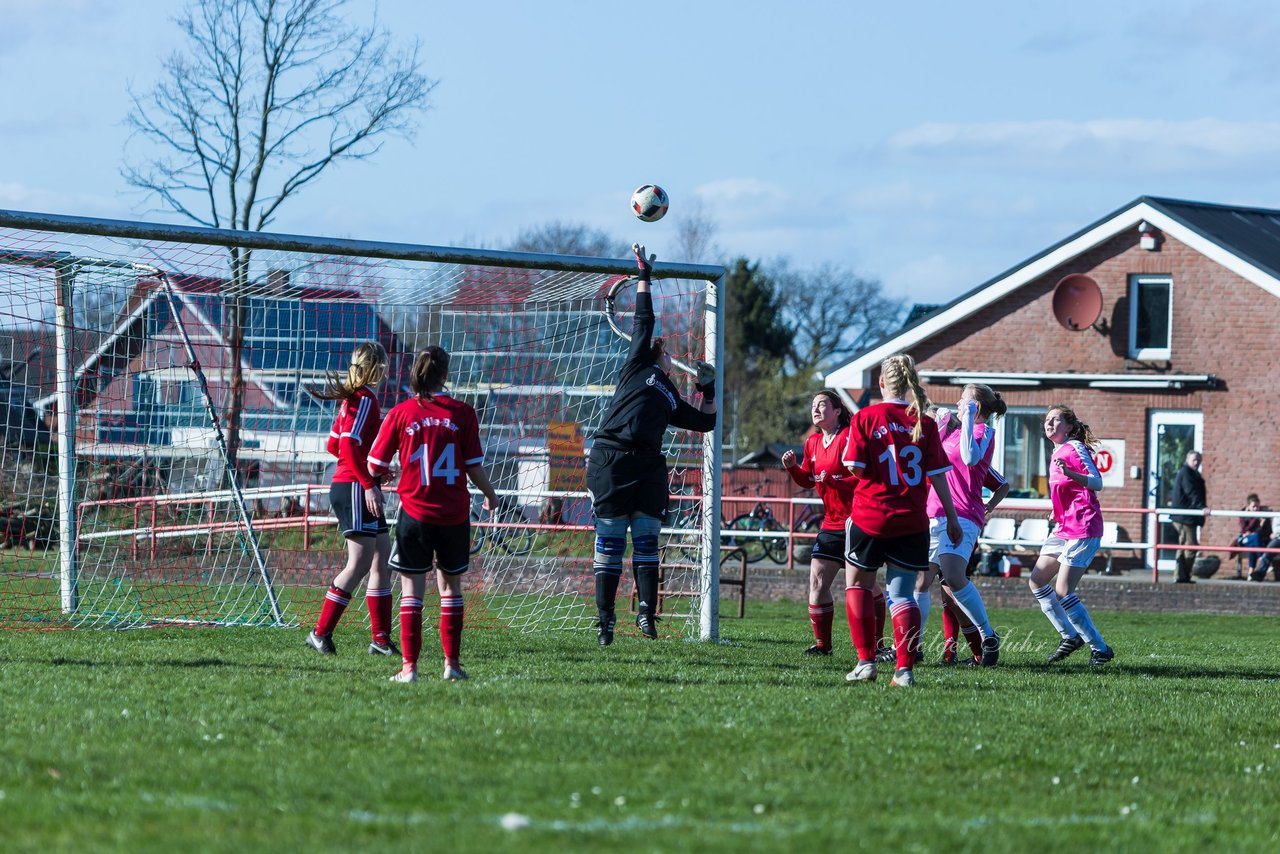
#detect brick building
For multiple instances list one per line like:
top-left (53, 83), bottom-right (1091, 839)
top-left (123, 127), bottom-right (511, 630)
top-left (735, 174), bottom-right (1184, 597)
top-left (826, 196), bottom-right (1280, 570)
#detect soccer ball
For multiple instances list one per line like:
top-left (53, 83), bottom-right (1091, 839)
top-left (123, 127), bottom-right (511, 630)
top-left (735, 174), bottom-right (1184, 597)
top-left (630, 184), bottom-right (669, 222)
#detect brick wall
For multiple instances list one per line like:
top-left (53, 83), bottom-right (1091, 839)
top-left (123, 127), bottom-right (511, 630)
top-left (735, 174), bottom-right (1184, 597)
top-left (860, 228), bottom-right (1280, 549)
top-left (736, 568), bottom-right (1280, 617)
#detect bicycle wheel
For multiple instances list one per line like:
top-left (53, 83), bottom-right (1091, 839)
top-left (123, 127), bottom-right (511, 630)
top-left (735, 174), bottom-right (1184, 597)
top-left (762, 517), bottom-right (789, 565)
top-left (726, 514), bottom-right (769, 563)
top-left (791, 518), bottom-right (821, 563)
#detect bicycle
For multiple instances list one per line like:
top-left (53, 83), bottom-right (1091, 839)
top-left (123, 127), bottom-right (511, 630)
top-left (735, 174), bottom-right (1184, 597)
top-left (725, 501), bottom-right (789, 564)
top-left (789, 502), bottom-right (825, 564)
top-left (469, 496), bottom-right (536, 557)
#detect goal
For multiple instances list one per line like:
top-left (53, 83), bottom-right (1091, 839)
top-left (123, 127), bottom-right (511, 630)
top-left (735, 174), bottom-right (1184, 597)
top-left (0, 210), bottom-right (725, 639)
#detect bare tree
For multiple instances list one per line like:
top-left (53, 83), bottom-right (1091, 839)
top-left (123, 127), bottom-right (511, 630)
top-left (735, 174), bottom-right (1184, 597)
top-left (775, 261), bottom-right (905, 378)
top-left (505, 222), bottom-right (628, 258)
top-left (123, 0), bottom-right (435, 471)
top-left (671, 196), bottom-right (721, 265)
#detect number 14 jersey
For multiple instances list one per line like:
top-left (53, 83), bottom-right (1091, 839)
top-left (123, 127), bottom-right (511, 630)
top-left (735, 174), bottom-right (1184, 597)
top-left (368, 393), bottom-right (485, 525)
top-left (842, 401), bottom-right (951, 538)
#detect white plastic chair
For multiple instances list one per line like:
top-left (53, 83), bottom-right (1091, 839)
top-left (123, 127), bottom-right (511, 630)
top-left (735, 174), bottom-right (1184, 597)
top-left (982, 517), bottom-right (1016, 543)
top-left (1016, 518), bottom-right (1050, 544)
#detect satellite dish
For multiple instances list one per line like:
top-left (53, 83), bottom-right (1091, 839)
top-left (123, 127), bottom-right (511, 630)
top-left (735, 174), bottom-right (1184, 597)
top-left (1051, 274), bottom-right (1103, 331)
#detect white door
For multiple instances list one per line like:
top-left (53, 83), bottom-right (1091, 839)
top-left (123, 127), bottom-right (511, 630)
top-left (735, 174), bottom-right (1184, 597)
top-left (1146, 411), bottom-right (1204, 571)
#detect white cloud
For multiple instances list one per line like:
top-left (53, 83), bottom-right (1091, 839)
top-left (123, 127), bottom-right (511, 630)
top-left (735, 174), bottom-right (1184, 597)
top-left (885, 119), bottom-right (1280, 176)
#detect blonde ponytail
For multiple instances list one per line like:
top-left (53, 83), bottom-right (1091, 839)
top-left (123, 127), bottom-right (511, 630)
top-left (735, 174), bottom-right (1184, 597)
top-left (314, 341), bottom-right (388, 400)
top-left (881, 353), bottom-right (931, 441)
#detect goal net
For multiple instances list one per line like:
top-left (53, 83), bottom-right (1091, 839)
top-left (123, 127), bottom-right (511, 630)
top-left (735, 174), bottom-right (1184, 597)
top-left (0, 211), bottom-right (724, 639)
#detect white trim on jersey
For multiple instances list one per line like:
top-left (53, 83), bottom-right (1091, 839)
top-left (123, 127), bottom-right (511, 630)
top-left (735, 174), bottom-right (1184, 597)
top-left (341, 395), bottom-right (373, 444)
top-left (367, 454), bottom-right (390, 469)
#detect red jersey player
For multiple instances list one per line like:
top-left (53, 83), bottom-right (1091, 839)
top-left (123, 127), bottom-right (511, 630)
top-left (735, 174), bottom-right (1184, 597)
top-left (782, 390), bottom-right (887, 657)
top-left (306, 342), bottom-right (396, 658)
top-left (840, 353), bottom-right (961, 688)
top-left (368, 345), bottom-right (499, 683)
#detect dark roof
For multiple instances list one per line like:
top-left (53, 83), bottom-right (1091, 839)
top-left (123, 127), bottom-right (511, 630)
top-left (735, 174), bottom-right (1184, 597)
top-left (1142, 196), bottom-right (1280, 283)
top-left (849, 196), bottom-right (1280, 362)
top-left (735, 442), bottom-right (804, 469)
top-left (902, 303), bottom-right (943, 327)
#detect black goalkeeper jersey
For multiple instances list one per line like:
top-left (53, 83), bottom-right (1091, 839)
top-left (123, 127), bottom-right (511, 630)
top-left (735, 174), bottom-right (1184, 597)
top-left (591, 290), bottom-right (715, 454)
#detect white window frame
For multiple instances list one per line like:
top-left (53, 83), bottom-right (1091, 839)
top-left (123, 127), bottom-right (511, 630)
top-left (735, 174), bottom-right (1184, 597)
top-left (992, 407), bottom-right (1052, 499)
top-left (1128, 274), bottom-right (1172, 360)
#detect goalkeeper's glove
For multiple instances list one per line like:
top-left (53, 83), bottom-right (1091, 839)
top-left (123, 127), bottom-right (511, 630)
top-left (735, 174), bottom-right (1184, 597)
top-left (694, 360), bottom-right (716, 401)
top-left (632, 243), bottom-right (655, 282)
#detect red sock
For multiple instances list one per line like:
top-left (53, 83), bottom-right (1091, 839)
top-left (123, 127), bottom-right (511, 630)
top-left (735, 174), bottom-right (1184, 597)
top-left (891, 601), bottom-right (921, 671)
top-left (963, 625), bottom-right (984, 660)
top-left (366, 587), bottom-right (393, 645)
top-left (873, 587), bottom-right (887, 649)
top-left (941, 600), bottom-right (959, 661)
top-left (844, 587), bottom-right (875, 661)
top-left (399, 596), bottom-right (423, 668)
top-left (808, 602), bottom-right (834, 649)
top-left (314, 584), bottom-right (351, 636)
top-left (440, 595), bottom-right (465, 665)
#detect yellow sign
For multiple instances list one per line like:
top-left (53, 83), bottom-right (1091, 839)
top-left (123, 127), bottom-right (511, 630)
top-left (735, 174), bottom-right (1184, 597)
top-left (547, 421), bottom-right (584, 491)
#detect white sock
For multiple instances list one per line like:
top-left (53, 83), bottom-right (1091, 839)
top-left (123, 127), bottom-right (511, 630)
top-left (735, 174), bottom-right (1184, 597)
top-left (950, 582), bottom-right (993, 639)
top-left (1060, 593), bottom-right (1105, 649)
top-left (914, 590), bottom-right (931, 642)
top-left (1032, 585), bottom-right (1077, 640)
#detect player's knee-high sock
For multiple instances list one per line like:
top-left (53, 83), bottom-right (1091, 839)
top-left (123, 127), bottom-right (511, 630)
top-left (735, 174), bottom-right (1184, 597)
top-left (365, 587), bottom-right (393, 645)
top-left (593, 528), bottom-right (626, 621)
top-left (873, 587), bottom-right (887, 650)
top-left (1032, 584), bottom-right (1078, 640)
top-left (941, 598), bottom-right (960, 661)
top-left (950, 582), bottom-right (994, 639)
top-left (962, 624), bottom-right (984, 660)
top-left (631, 521), bottom-right (661, 617)
top-left (809, 602), bottom-right (834, 649)
top-left (439, 594), bottom-right (464, 665)
top-left (1059, 592), bottom-right (1106, 649)
top-left (886, 570), bottom-right (919, 670)
top-left (913, 589), bottom-right (931, 655)
top-left (844, 587), bottom-right (875, 662)
top-left (399, 596), bottom-right (423, 670)
top-left (315, 584), bottom-right (352, 636)
top-left (890, 601), bottom-right (921, 670)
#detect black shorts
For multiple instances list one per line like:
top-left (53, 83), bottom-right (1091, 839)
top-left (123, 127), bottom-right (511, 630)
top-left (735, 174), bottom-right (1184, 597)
top-left (586, 446), bottom-right (669, 521)
top-left (389, 512), bottom-right (470, 575)
top-left (330, 482), bottom-right (389, 537)
top-left (844, 519), bottom-right (930, 571)
top-left (811, 529), bottom-right (847, 563)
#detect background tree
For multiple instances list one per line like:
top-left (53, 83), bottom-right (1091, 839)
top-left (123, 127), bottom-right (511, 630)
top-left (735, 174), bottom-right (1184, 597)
top-left (722, 257), bottom-right (792, 456)
top-left (123, 0), bottom-right (434, 471)
top-left (775, 261), bottom-right (905, 378)
top-left (504, 222), bottom-right (628, 258)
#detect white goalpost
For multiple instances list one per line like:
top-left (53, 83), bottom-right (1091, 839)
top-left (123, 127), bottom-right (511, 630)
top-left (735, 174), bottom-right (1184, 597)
top-left (0, 209), bottom-right (725, 639)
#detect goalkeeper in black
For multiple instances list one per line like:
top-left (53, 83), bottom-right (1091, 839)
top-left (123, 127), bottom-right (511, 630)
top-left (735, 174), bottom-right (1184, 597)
top-left (587, 243), bottom-right (717, 645)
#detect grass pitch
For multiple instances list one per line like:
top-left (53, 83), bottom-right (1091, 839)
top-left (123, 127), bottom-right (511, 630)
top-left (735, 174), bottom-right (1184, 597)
top-left (1, 603), bottom-right (1277, 852)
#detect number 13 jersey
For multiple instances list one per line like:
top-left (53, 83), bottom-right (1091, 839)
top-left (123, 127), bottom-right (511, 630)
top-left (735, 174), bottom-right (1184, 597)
top-left (368, 393), bottom-right (485, 525)
top-left (842, 401), bottom-right (951, 538)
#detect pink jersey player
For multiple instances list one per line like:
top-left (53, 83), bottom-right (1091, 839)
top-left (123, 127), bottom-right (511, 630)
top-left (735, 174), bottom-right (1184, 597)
top-left (1028, 404), bottom-right (1114, 668)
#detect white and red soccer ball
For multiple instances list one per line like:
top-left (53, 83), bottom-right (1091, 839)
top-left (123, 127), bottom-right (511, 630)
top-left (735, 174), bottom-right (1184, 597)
top-left (630, 184), bottom-right (669, 222)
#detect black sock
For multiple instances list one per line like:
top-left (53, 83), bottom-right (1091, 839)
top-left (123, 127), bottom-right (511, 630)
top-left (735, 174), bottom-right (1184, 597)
top-left (633, 563), bottom-right (658, 616)
top-left (595, 568), bottom-right (620, 618)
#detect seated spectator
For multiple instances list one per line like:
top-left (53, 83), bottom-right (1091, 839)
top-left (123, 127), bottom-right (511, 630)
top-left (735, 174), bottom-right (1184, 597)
top-left (1250, 533), bottom-right (1280, 582)
top-left (1232, 493), bottom-right (1273, 579)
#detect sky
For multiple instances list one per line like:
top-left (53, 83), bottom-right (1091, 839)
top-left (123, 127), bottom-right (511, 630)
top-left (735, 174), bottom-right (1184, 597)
top-left (5, 0), bottom-right (1280, 308)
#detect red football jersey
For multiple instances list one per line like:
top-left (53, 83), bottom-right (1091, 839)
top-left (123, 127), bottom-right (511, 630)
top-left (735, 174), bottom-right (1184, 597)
top-left (367, 394), bottom-right (485, 525)
top-left (327, 386), bottom-right (381, 489)
top-left (841, 401), bottom-right (951, 537)
top-left (786, 427), bottom-right (857, 531)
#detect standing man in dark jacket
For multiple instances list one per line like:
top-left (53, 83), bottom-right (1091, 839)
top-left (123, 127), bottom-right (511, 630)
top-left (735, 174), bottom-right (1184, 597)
top-left (1170, 451), bottom-right (1206, 583)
